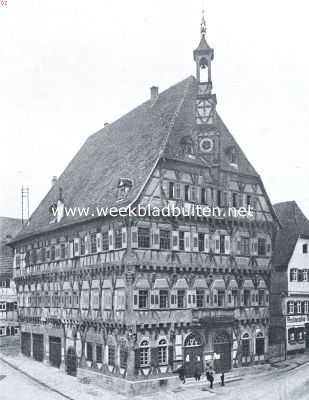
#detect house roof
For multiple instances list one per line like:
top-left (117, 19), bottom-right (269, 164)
top-left (0, 217), bottom-right (23, 277)
top-left (273, 201), bottom-right (309, 267)
top-left (12, 76), bottom-right (265, 242)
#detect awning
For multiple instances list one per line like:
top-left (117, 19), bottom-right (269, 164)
top-left (154, 278), bottom-right (169, 289)
top-left (211, 279), bottom-right (226, 290)
top-left (228, 279), bottom-right (238, 290)
top-left (135, 278), bottom-right (150, 289)
top-left (115, 278), bottom-right (126, 288)
top-left (243, 279), bottom-right (255, 289)
top-left (174, 278), bottom-right (189, 290)
top-left (193, 278), bottom-right (208, 289)
top-left (257, 280), bottom-right (267, 289)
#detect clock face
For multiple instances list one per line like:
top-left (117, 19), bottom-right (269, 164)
top-left (199, 137), bottom-right (213, 153)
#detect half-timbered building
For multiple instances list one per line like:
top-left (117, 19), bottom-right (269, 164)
top-left (10, 14), bottom-right (278, 393)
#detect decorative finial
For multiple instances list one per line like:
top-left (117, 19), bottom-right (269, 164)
top-left (200, 9), bottom-right (206, 37)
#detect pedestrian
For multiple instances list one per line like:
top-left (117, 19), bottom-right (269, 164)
top-left (178, 366), bottom-right (186, 384)
top-left (209, 371), bottom-right (214, 389)
top-left (220, 372), bottom-right (225, 386)
top-left (194, 365), bottom-right (201, 381)
top-left (206, 371), bottom-right (210, 382)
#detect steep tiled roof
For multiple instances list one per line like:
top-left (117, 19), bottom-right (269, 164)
top-left (273, 201), bottom-right (309, 267)
top-left (0, 217), bottom-right (22, 277)
top-left (13, 76), bottom-right (263, 242)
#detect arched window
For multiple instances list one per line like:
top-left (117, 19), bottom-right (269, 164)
top-left (242, 333), bottom-right (250, 357)
top-left (255, 332), bottom-right (265, 356)
top-left (158, 338), bottom-right (168, 365)
top-left (140, 340), bottom-right (150, 367)
top-left (184, 332), bottom-right (202, 347)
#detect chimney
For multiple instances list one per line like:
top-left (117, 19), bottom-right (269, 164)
top-left (150, 86), bottom-right (159, 101)
top-left (51, 176), bottom-right (57, 187)
top-left (104, 122), bottom-right (109, 127)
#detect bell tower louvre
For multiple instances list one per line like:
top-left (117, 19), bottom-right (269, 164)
top-left (9, 10), bottom-right (279, 395)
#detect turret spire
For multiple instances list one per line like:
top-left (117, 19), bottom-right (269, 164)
top-left (200, 9), bottom-right (206, 37)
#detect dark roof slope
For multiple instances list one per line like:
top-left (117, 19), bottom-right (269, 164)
top-left (0, 217), bottom-right (22, 276)
top-left (273, 201), bottom-right (309, 267)
top-left (14, 76), bottom-right (263, 241)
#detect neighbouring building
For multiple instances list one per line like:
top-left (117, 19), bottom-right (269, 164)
top-left (271, 201), bottom-right (309, 354)
top-left (10, 13), bottom-right (278, 393)
top-left (0, 217), bottom-right (22, 340)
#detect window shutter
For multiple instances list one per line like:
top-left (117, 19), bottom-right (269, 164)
top-left (151, 347), bottom-right (158, 367)
top-left (184, 232), bottom-right (191, 252)
top-left (192, 232), bottom-right (199, 252)
top-left (133, 291), bottom-right (138, 308)
top-left (131, 227), bottom-right (138, 249)
top-left (74, 238), bottom-right (80, 256)
top-left (96, 233), bottom-right (102, 252)
top-left (204, 234), bottom-right (210, 253)
top-left (122, 227), bottom-right (127, 248)
top-left (170, 290), bottom-right (177, 308)
top-left (108, 230), bottom-right (114, 250)
top-left (69, 241), bottom-right (74, 258)
top-left (289, 269), bottom-right (293, 281)
top-left (172, 231), bottom-right (179, 251)
top-left (135, 349), bottom-right (141, 371)
top-left (152, 228), bottom-right (160, 249)
top-left (225, 236), bottom-right (231, 255)
top-left (84, 235), bottom-right (89, 255)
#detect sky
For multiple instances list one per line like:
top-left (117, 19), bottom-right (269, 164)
top-left (1, 0), bottom-right (309, 219)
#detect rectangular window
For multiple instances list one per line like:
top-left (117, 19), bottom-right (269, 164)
top-left (160, 230), bottom-right (170, 250)
top-left (303, 244), bottom-right (308, 254)
top-left (244, 290), bottom-right (250, 306)
top-left (191, 186), bottom-right (197, 202)
top-left (304, 301), bottom-right (309, 314)
top-left (179, 232), bottom-right (185, 251)
top-left (198, 233), bottom-right (205, 252)
top-left (159, 290), bottom-right (168, 308)
top-left (201, 188), bottom-right (206, 204)
top-left (138, 227), bottom-right (150, 248)
top-left (219, 235), bottom-right (225, 254)
top-left (102, 232), bottom-right (109, 251)
top-left (177, 290), bottom-right (185, 308)
top-left (218, 290), bottom-right (225, 307)
top-left (196, 289), bottom-right (204, 308)
top-left (297, 301), bottom-right (302, 314)
top-left (60, 244), bottom-right (65, 258)
top-left (90, 233), bottom-right (97, 253)
top-left (217, 190), bottom-right (222, 207)
top-left (80, 238), bottom-right (85, 255)
top-left (174, 183), bottom-right (181, 199)
top-left (232, 193), bottom-right (238, 207)
top-left (184, 185), bottom-right (189, 201)
top-left (50, 246), bottom-right (55, 261)
top-left (303, 270), bottom-right (308, 281)
top-left (114, 229), bottom-right (122, 249)
top-left (138, 290), bottom-right (148, 309)
top-left (258, 238), bottom-right (266, 256)
top-left (258, 289), bottom-right (265, 306)
top-left (287, 301), bottom-right (294, 314)
top-left (240, 237), bottom-right (250, 256)
top-left (169, 182), bottom-right (174, 199)
top-left (290, 269), bottom-right (298, 282)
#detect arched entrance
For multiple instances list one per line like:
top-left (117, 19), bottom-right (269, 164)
top-left (184, 332), bottom-right (203, 377)
top-left (66, 346), bottom-right (77, 376)
top-left (214, 331), bottom-right (231, 373)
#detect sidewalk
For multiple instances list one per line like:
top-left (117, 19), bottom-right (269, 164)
top-left (0, 353), bottom-right (126, 400)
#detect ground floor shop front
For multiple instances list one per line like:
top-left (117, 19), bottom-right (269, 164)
top-left (20, 319), bottom-right (268, 385)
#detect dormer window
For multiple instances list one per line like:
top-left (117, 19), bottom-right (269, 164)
top-left (117, 178), bottom-right (133, 201)
top-left (180, 136), bottom-right (194, 156)
top-left (48, 203), bottom-right (58, 224)
top-left (225, 146), bottom-right (238, 166)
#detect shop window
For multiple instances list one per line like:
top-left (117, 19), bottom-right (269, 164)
top-left (140, 340), bottom-right (150, 367)
top-left (138, 228), bottom-right (150, 248)
top-left (108, 344), bottom-right (115, 366)
top-left (242, 333), bottom-right (250, 357)
top-left (297, 328), bottom-right (304, 342)
top-left (86, 342), bottom-right (93, 362)
top-left (96, 345), bottom-right (102, 363)
top-left (158, 339), bottom-right (168, 365)
top-left (288, 328), bottom-right (295, 343)
top-left (120, 342), bottom-right (128, 369)
top-left (255, 332), bottom-right (265, 356)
